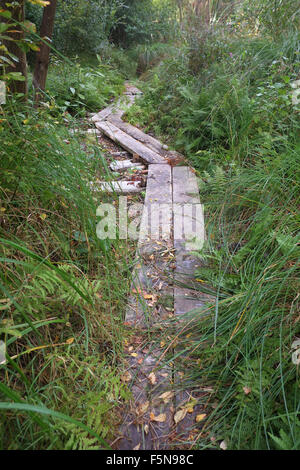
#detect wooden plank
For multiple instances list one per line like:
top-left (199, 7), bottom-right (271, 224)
top-left (124, 83), bottom-right (143, 95)
top-left (91, 94), bottom-right (137, 123)
top-left (110, 160), bottom-right (145, 172)
top-left (91, 103), bottom-right (116, 122)
top-left (108, 115), bottom-right (169, 157)
top-left (172, 167), bottom-right (206, 317)
top-left (126, 165), bottom-right (173, 328)
top-left (118, 346), bottom-right (174, 450)
top-left (172, 166), bottom-right (200, 204)
top-left (139, 165), bottom-right (172, 244)
top-left (92, 180), bottom-right (143, 194)
top-left (95, 121), bottom-right (166, 164)
top-left (120, 165), bottom-right (174, 447)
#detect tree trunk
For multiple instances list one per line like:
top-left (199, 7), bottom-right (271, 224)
top-left (0, 0), bottom-right (27, 99)
top-left (33, 0), bottom-right (57, 105)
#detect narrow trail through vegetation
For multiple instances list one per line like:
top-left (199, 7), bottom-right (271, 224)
top-left (89, 83), bottom-right (210, 449)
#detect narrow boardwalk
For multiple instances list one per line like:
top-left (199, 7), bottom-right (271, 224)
top-left (91, 83), bottom-right (211, 450)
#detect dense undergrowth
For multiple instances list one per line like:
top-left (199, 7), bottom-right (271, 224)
top-left (126, 11), bottom-right (300, 450)
top-left (1, 0), bottom-right (299, 451)
top-left (0, 59), bottom-right (138, 449)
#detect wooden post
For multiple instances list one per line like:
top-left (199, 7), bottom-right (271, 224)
top-left (33, 0), bottom-right (57, 105)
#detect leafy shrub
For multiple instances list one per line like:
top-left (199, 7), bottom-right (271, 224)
top-left (28, 57), bottom-right (124, 115)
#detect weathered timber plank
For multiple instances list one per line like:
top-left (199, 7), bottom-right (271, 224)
top-left (139, 164), bottom-right (172, 243)
top-left (95, 121), bottom-right (165, 164)
top-left (107, 115), bottom-right (169, 157)
top-left (118, 347), bottom-right (174, 450)
top-left (95, 180), bottom-right (143, 194)
top-left (110, 160), bottom-right (145, 172)
top-left (124, 83), bottom-right (143, 95)
top-left (172, 167), bottom-right (206, 317)
top-left (126, 165), bottom-right (173, 328)
top-left (172, 166), bottom-right (200, 204)
top-left (91, 94), bottom-right (136, 122)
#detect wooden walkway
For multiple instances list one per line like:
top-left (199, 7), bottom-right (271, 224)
top-left (91, 83), bottom-right (211, 450)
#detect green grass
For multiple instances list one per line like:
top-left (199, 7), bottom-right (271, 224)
top-left (172, 145), bottom-right (300, 449)
top-left (0, 74), bottom-right (136, 448)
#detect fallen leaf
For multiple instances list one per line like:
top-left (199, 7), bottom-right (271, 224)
top-left (133, 443), bottom-right (141, 451)
top-left (121, 371), bottom-right (132, 383)
top-left (159, 391), bottom-right (174, 403)
top-left (174, 408), bottom-right (187, 424)
top-left (150, 412), bottom-right (166, 423)
top-left (196, 413), bottom-right (207, 422)
top-left (220, 440), bottom-right (227, 450)
top-left (131, 352), bottom-right (138, 357)
top-left (148, 372), bottom-right (157, 385)
top-left (291, 338), bottom-right (300, 349)
top-left (66, 337), bottom-right (74, 345)
top-left (132, 288), bottom-right (142, 294)
top-left (292, 348), bottom-right (300, 365)
top-left (143, 294), bottom-right (154, 300)
top-left (137, 401), bottom-right (149, 415)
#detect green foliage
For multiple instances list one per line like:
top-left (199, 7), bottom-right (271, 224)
top-left (111, 0), bottom-right (178, 47)
top-left (0, 70), bottom-right (134, 448)
top-left (128, 31), bottom-right (299, 166)
top-left (238, 0), bottom-right (300, 36)
top-left (26, 0), bottom-right (178, 56)
top-left (26, 0), bottom-right (125, 54)
top-left (40, 57), bottom-right (124, 114)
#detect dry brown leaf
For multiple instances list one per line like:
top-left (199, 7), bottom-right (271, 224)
top-left (174, 408), bottom-right (187, 424)
top-left (132, 288), bottom-right (142, 294)
top-left (196, 413), bottom-right (207, 423)
top-left (121, 371), bottom-right (132, 383)
top-left (143, 294), bottom-right (154, 300)
top-left (159, 391), bottom-right (174, 403)
top-left (138, 401), bottom-right (149, 415)
top-left (150, 412), bottom-right (166, 423)
top-left (148, 372), bottom-right (157, 385)
top-left (66, 337), bottom-right (74, 345)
